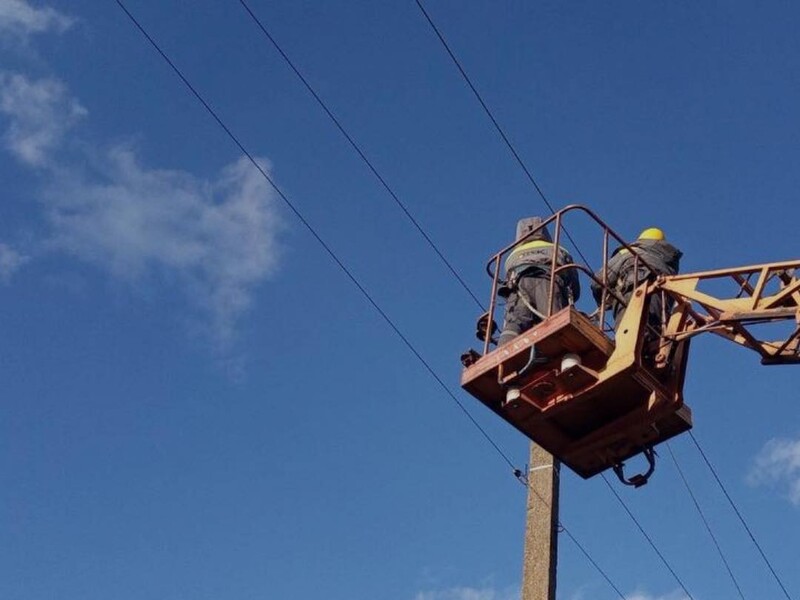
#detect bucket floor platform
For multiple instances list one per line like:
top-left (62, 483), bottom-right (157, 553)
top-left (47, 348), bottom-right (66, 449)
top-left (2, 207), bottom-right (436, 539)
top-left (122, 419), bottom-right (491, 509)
top-left (461, 307), bottom-right (692, 478)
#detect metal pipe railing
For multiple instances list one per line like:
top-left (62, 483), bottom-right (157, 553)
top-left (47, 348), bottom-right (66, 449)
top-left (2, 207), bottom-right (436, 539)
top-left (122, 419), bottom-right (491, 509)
top-left (481, 204), bottom-right (664, 354)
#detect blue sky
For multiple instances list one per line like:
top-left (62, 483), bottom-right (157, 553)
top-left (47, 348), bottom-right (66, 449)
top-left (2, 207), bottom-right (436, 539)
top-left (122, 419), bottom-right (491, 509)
top-left (1, 1), bottom-right (799, 599)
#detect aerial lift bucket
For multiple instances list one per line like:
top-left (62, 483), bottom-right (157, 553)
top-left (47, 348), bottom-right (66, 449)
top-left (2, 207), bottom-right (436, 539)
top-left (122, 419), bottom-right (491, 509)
top-left (462, 205), bottom-right (799, 484)
top-left (460, 289), bottom-right (692, 480)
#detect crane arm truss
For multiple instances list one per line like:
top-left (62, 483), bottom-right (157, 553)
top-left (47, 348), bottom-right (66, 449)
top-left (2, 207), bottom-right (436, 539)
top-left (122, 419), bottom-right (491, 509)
top-left (656, 261), bottom-right (800, 364)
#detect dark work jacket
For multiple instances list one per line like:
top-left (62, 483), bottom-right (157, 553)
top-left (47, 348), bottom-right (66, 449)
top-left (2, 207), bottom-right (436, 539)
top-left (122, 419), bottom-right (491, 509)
top-left (591, 239), bottom-right (682, 304)
top-left (504, 240), bottom-right (581, 303)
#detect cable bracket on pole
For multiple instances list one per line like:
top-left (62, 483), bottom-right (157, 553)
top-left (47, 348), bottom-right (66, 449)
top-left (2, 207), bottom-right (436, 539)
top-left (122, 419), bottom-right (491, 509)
top-left (513, 466), bottom-right (529, 486)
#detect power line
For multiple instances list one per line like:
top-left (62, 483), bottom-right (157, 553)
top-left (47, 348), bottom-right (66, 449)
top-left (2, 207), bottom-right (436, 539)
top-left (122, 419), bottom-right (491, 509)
top-left (689, 431), bottom-right (795, 600)
top-left (561, 525), bottom-right (626, 600)
top-left (112, 5), bottom-right (631, 597)
top-left (231, 5), bottom-right (631, 594)
top-left (666, 443), bottom-right (746, 600)
top-left (236, 0), bottom-right (484, 311)
top-left (413, 4), bottom-right (706, 595)
top-left (113, 0), bottom-right (514, 477)
top-left (522, 471), bottom-right (627, 599)
top-left (231, 4), bottom-right (797, 597)
top-left (601, 473), bottom-right (697, 600)
top-left (413, 0), bottom-right (593, 270)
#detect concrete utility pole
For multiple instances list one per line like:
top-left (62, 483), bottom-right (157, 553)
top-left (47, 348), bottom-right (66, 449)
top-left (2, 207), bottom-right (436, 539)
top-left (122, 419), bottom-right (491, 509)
top-left (521, 443), bottom-right (560, 600)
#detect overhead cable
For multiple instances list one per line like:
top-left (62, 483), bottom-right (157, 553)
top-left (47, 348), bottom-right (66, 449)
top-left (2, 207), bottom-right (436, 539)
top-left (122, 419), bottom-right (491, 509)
top-left (666, 442), bottom-right (746, 600)
top-left (689, 432), bottom-right (795, 600)
top-left (413, 0), bottom-right (592, 269)
top-left (229, 8), bottom-right (629, 594)
top-left (561, 525), bottom-right (626, 600)
top-left (113, 4), bottom-right (631, 596)
top-left (524, 469), bottom-right (627, 599)
top-left (237, 0), bottom-right (484, 310)
top-left (414, 3), bottom-right (702, 594)
top-left (601, 473), bottom-right (697, 600)
top-left (114, 0), bottom-right (515, 478)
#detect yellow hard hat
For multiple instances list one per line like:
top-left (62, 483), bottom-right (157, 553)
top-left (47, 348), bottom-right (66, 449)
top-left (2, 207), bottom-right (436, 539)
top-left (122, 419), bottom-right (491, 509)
top-left (638, 227), bottom-right (665, 241)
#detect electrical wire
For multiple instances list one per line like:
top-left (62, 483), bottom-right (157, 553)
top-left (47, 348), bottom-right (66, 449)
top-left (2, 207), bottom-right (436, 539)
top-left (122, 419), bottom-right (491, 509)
top-left (525, 465), bottom-right (627, 600)
top-left (267, 3), bottom-right (795, 596)
top-left (236, 0), bottom-right (485, 311)
top-left (601, 473), bottom-right (696, 600)
top-left (689, 431), bottom-right (795, 600)
top-left (113, 0), bottom-right (516, 477)
top-left (561, 525), bottom-right (626, 600)
top-left (413, 4), bottom-right (713, 596)
top-left (113, 4), bottom-right (631, 597)
top-left (413, 0), bottom-right (593, 270)
top-left (666, 443), bottom-right (746, 600)
top-left (233, 4), bottom-right (631, 592)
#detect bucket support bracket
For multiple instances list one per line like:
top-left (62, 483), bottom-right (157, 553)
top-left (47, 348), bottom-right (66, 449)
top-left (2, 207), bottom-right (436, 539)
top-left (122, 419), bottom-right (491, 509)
top-left (613, 446), bottom-right (657, 488)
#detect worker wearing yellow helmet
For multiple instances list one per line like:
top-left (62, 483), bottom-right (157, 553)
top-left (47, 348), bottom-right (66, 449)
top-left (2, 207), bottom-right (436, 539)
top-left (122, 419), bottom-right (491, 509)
top-left (591, 226), bottom-right (682, 329)
top-left (639, 227), bottom-right (666, 241)
top-left (498, 216), bottom-right (581, 345)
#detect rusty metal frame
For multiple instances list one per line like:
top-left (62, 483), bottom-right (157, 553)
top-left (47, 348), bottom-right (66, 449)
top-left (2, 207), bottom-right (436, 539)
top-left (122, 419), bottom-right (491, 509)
top-left (657, 262), bottom-right (800, 364)
top-left (480, 204), bottom-right (661, 355)
top-left (478, 204), bottom-right (800, 365)
top-left (463, 204), bottom-right (800, 479)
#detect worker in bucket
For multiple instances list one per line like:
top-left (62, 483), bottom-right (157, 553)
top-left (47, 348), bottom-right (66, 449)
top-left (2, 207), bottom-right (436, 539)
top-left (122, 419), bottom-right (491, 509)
top-left (497, 217), bottom-right (580, 346)
top-left (592, 227), bottom-right (682, 330)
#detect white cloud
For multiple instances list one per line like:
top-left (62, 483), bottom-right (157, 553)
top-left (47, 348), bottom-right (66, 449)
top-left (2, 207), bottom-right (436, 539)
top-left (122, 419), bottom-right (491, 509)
top-left (0, 67), bottom-right (282, 356)
top-left (44, 147), bottom-right (282, 350)
top-left (565, 588), bottom-right (586, 600)
top-left (413, 584), bottom-right (691, 600)
top-left (623, 591), bottom-right (690, 600)
top-left (413, 586), bottom-right (518, 600)
top-left (0, 72), bottom-right (86, 166)
top-left (0, 0), bottom-right (74, 39)
top-left (747, 437), bottom-right (800, 506)
top-left (0, 242), bottom-right (28, 281)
